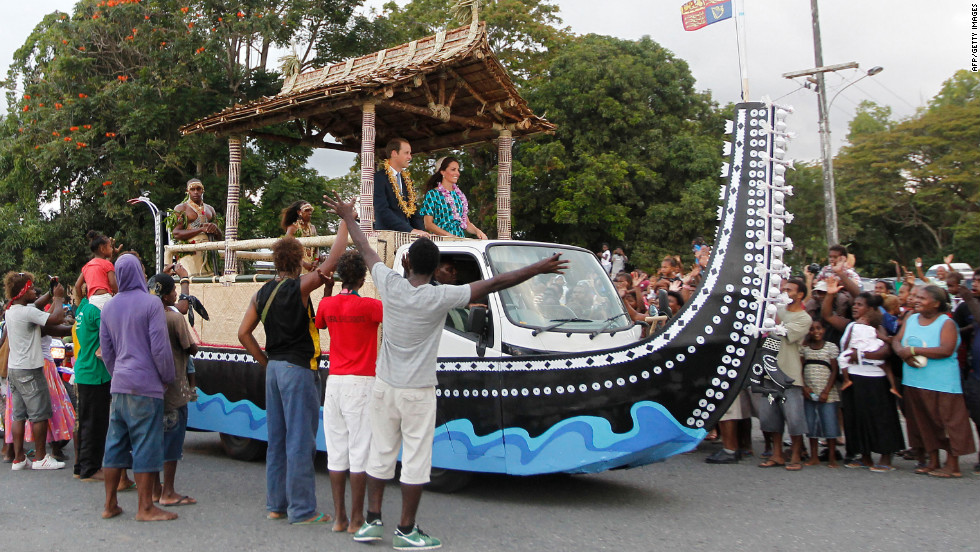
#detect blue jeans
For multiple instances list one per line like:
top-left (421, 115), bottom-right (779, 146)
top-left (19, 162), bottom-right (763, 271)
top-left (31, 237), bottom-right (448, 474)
top-left (103, 393), bottom-right (164, 473)
top-left (804, 399), bottom-right (841, 439)
top-left (265, 360), bottom-right (319, 522)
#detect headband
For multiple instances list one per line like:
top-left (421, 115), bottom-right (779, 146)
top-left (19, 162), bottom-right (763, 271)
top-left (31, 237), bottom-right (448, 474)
top-left (6, 279), bottom-right (33, 307)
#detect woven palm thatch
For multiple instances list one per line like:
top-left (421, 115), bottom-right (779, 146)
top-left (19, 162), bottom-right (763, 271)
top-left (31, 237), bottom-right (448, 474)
top-left (179, 23), bottom-right (553, 153)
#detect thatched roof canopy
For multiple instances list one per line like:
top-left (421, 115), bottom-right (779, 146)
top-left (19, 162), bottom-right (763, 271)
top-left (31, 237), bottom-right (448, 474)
top-left (179, 23), bottom-right (554, 154)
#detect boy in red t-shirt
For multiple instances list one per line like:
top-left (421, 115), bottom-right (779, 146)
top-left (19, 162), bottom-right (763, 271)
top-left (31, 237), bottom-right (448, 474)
top-left (315, 251), bottom-right (383, 533)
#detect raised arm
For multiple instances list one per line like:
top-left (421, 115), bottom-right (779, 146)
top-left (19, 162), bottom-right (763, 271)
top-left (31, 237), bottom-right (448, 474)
top-left (300, 219), bottom-right (349, 298)
top-left (468, 254), bottom-right (568, 304)
top-left (324, 194), bottom-right (383, 268)
top-left (821, 278), bottom-right (849, 332)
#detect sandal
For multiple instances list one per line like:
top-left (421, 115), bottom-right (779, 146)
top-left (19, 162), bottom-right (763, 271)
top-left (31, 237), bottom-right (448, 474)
top-left (292, 512), bottom-right (332, 525)
top-left (844, 461), bottom-right (870, 469)
top-left (757, 459), bottom-right (785, 468)
top-left (785, 463), bottom-right (802, 471)
top-left (869, 464), bottom-right (895, 473)
top-left (928, 469), bottom-right (962, 479)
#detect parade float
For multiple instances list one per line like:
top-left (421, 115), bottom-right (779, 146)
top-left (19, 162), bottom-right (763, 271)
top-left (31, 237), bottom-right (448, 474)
top-left (168, 18), bottom-right (795, 490)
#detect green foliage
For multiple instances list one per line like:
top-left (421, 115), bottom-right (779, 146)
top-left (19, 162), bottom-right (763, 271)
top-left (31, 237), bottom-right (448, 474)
top-left (0, 0), bottom-right (368, 285)
top-left (833, 72), bottom-right (980, 275)
top-left (511, 34), bottom-right (725, 271)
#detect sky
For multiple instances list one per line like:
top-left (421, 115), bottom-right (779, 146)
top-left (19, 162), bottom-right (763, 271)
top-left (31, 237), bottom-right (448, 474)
top-left (0, 0), bottom-right (971, 178)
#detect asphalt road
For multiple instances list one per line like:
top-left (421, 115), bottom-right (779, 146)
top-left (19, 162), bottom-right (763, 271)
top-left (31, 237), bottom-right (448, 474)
top-left (1, 431), bottom-right (978, 551)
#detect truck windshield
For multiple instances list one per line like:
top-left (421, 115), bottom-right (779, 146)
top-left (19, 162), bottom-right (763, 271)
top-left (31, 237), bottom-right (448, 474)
top-left (486, 244), bottom-right (631, 332)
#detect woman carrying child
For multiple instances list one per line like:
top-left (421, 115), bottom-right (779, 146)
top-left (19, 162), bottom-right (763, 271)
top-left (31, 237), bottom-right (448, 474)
top-left (801, 319), bottom-right (841, 468)
top-left (822, 279), bottom-right (904, 471)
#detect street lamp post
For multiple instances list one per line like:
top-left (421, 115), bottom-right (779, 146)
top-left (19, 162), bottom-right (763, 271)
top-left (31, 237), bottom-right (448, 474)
top-left (817, 64), bottom-right (884, 246)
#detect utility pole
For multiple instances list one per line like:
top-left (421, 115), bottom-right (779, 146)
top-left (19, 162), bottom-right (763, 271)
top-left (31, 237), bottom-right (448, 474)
top-left (781, 0), bottom-right (858, 248)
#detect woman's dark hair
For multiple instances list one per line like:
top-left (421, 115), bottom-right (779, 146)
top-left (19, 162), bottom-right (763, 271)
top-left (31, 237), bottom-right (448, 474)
top-left (86, 230), bottom-right (111, 253)
top-left (336, 251), bottom-right (367, 289)
top-left (280, 200), bottom-right (308, 232)
top-left (613, 272), bottom-right (633, 288)
top-left (407, 238), bottom-right (440, 276)
top-left (829, 244), bottom-right (848, 256)
top-left (876, 279), bottom-right (894, 294)
top-left (920, 284), bottom-right (951, 313)
top-left (667, 290), bottom-right (685, 310)
top-left (661, 255), bottom-right (680, 269)
top-left (272, 236), bottom-right (305, 274)
top-left (857, 291), bottom-right (883, 309)
top-left (424, 157), bottom-right (460, 192)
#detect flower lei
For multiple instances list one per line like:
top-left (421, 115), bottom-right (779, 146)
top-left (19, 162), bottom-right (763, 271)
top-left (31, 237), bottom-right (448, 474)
top-left (384, 160), bottom-right (417, 216)
top-left (436, 183), bottom-right (469, 228)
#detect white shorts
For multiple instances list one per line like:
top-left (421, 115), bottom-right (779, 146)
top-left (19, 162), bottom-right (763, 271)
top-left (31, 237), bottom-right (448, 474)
top-left (323, 375), bottom-right (374, 472)
top-left (366, 379), bottom-right (436, 485)
top-left (720, 389), bottom-right (753, 422)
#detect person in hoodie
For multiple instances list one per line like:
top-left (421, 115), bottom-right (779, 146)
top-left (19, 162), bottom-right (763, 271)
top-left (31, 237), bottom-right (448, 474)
top-left (98, 253), bottom-right (177, 522)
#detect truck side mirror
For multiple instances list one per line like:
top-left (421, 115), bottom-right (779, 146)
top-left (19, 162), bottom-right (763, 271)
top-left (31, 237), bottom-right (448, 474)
top-left (469, 306), bottom-right (489, 358)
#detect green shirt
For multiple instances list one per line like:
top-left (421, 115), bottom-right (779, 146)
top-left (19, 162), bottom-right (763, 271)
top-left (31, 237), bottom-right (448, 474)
top-left (72, 298), bottom-right (111, 385)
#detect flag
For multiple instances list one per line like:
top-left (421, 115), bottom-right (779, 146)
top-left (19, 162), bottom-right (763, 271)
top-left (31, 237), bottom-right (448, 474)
top-left (681, 0), bottom-right (733, 31)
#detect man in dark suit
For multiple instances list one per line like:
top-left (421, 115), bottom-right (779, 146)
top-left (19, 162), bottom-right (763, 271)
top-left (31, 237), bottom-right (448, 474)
top-left (374, 138), bottom-right (428, 235)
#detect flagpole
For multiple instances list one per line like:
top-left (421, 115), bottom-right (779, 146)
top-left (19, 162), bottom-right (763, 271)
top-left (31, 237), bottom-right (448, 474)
top-left (734, 0), bottom-right (749, 100)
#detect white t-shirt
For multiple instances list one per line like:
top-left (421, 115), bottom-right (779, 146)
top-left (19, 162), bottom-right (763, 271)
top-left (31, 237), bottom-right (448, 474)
top-left (4, 304), bottom-right (50, 371)
top-left (372, 262), bottom-right (470, 388)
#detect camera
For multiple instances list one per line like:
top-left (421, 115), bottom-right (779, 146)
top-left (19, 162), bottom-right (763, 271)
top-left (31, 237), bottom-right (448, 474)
top-left (806, 263), bottom-right (821, 275)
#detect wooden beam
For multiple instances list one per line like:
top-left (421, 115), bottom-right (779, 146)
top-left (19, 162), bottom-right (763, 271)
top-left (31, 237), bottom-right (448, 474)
top-left (188, 98), bottom-right (364, 137)
top-left (377, 98), bottom-right (495, 130)
top-left (445, 67), bottom-right (489, 106)
top-left (410, 128), bottom-right (500, 153)
top-left (248, 131), bottom-right (359, 152)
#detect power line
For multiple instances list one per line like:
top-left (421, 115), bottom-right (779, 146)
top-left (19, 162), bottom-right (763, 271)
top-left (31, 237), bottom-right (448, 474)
top-left (867, 77), bottom-right (917, 110)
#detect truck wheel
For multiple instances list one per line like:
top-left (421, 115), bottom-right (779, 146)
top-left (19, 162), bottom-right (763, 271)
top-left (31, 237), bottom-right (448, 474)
top-left (425, 468), bottom-right (472, 493)
top-left (219, 433), bottom-right (266, 461)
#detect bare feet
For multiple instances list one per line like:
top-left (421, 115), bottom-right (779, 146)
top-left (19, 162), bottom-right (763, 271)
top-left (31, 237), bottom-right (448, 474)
top-left (118, 478), bottom-right (136, 492)
top-left (159, 495), bottom-right (197, 506)
top-left (102, 505), bottom-right (124, 519)
top-left (349, 516), bottom-right (365, 533)
top-left (333, 517), bottom-right (349, 532)
top-left (803, 457), bottom-right (821, 466)
top-left (828, 460), bottom-right (840, 468)
top-left (135, 505), bottom-right (179, 522)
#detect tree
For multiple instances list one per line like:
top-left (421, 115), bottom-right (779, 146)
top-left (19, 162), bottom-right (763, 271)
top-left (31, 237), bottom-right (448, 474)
top-left (0, 0), bottom-right (363, 278)
top-left (833, 71), bottom-right (980, 273)
top-left (510, 34), bottom-right (725, 270)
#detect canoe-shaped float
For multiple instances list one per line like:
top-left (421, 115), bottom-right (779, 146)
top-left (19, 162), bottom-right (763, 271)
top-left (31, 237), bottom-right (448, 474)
top-left (182, 101), bottom-right (794, 480)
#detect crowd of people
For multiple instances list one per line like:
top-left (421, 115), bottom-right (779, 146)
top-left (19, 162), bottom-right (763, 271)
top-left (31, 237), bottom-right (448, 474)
top-left (3, 136), bottom-right (977, 549)
top-left (0, 168), bottom-right (565, 550)
top-left (698, 244), bottom-right (980, 478)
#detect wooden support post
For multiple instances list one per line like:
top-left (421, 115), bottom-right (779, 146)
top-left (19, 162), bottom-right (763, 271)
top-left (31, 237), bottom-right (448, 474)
top-left (359, 101), bottom-right (376, 232)
top-left (223, 136), bottom-right (242, 282)
top-left (496, 129), bottom-right (513, 240)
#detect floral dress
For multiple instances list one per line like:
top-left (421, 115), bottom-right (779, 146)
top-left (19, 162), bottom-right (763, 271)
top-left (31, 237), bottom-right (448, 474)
top-left (419, 188), bottom-right (467, 237)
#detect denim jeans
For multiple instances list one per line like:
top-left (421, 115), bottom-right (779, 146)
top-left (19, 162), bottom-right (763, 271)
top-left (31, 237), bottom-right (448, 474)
top-left (265, 359), bottom-right (319, 522)
top-left (103, 393), bottom-right (164, 473)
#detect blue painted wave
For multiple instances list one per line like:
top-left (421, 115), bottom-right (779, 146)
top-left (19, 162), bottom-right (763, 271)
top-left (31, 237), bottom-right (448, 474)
top-left (188, 392), bottom-right (704, 473)
top-left (432, 401), bottom-right (706, 475)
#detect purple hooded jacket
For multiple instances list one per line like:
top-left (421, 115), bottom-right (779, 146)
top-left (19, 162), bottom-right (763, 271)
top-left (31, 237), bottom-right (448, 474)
top-left (99, 254), bottom-right (174, 399)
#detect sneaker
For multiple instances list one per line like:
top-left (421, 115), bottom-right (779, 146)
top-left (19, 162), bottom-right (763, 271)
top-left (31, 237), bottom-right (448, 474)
top-left (393, 525), bottom-right (441, 551)
top-left (972, 463), bottom-right (980, 476)
top-left (353, 520), bottom-right (384, 543)
top-left (11, 457), bottom-right (31, 471)
top-left (32, 454), bottom-right (66, 470)
top-left (705, 449), bottom-right (739, 464)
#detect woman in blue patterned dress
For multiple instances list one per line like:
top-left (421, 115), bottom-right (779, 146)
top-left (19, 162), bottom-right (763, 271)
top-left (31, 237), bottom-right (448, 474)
top-left (419, 157), bottom-right (488, 239)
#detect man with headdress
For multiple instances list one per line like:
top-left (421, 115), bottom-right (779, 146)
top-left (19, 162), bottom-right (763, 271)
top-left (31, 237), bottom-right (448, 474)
top-left (173, 178), bottom-right (222, 276)
top-left (373, 138), bottom-right (427, 235)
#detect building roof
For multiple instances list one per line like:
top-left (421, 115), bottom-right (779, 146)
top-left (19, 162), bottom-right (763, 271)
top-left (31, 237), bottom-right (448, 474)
top-left (179, 23), bottom-right (554, 153)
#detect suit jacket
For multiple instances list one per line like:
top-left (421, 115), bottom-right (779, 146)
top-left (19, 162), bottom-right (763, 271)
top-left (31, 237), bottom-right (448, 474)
top-left (373, 167), bottom-right (424, 232)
